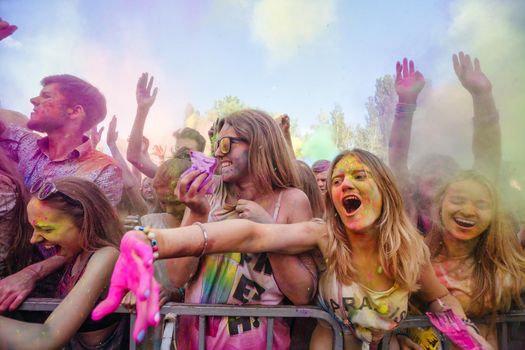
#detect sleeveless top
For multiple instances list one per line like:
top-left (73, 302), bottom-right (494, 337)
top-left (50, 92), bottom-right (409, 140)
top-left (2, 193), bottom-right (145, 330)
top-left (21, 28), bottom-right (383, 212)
top-left (176, 181), bottom-right (290, 350)
top-left (317, 270), bottom-right (409, 350)
top-left (58, 253), bottom-right (124, 349)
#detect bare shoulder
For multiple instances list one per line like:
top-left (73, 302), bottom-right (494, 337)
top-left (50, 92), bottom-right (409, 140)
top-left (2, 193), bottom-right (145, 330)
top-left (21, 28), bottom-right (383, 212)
top-left (85, 247), bottom-right (119, 273)
top-left (281, 187), bottom-right (309, 205)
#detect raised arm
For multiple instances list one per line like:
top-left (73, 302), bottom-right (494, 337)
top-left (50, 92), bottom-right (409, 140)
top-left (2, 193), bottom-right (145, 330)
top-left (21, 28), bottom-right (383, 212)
top-left (388, 58), bottom-right (425, 180)
top-left (453, 52), bottom-right (501, 182)
top-left (0, 248), bottom-right (117, 350)
top-left (107, 115), bottom-right (148, 216)
top-left (127, 73), bottom-right (159, 179)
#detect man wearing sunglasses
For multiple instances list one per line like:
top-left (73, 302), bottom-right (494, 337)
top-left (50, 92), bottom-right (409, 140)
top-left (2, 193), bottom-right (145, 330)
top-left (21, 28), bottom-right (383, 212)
top-left (0, 74), bottom-right (123, 312)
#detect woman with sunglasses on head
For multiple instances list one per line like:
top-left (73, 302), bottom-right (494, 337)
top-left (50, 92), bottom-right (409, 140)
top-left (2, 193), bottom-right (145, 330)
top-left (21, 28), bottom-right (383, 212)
top-left (94, 149), bottom-right (493, 350)
top-left (0, 177), bottom-right (125, 350)
top-left (160, 109), bottom-right (317, 349)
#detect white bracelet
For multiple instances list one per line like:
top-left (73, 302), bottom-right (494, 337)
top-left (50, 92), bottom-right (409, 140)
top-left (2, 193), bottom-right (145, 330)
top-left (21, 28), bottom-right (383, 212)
top-left (193, 222), bottom-right (208, 257)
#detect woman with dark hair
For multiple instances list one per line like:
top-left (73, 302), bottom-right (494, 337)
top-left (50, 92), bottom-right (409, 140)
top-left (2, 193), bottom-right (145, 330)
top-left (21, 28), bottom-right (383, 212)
top-left (0, 177), bottom-right (125, 350)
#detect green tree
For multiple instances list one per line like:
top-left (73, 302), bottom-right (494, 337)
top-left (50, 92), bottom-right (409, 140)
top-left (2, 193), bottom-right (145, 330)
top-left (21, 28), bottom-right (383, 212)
top-left (213, 95), bottom-right (246, 119)
top-left (329, 104), bottom-right (352, 151)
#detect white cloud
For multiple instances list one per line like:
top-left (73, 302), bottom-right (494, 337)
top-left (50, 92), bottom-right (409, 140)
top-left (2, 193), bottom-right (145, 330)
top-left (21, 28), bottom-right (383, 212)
top-left (251, 0), bottom-right (336, 63)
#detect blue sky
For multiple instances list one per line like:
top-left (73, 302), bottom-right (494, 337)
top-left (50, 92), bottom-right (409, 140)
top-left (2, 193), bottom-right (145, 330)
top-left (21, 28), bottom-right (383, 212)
top-left (1, 0), bottom-right (524, 169)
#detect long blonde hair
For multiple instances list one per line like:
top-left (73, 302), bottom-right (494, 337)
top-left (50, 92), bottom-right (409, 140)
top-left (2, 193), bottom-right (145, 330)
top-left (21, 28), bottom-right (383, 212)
top-left (426, 170), bottom-right (525, 317)
top-left (325, 149), bottom-right (429, 291)
top-left (218, 109), bottom-right (300, 195)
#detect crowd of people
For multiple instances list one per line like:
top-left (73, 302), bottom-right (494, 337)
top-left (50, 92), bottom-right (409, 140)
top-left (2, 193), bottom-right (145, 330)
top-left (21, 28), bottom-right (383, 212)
top-left (1, 18), bottom-right (524, 350)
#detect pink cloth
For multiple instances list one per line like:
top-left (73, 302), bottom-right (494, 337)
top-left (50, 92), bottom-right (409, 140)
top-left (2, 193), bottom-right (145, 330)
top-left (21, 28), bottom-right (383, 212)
top-left (0, 124), bottom-right (123, 206)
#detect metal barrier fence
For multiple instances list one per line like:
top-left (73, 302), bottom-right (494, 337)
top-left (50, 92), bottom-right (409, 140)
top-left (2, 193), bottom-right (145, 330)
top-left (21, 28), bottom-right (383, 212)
top-left (17, 298), bottom-right (525, 350)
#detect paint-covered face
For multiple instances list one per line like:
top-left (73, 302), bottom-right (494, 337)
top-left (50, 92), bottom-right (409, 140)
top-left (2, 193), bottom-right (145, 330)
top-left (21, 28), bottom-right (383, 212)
top-left (214, 123), bottom-right (249, 184)
top-left (154, 183), bottom-right (186, 216)
top-left (27, 197), bottom-right (82, 259)
top-left (28, 83), bottom-right (69, 132)
top-left (441, 179), bottom-right (492, 242)
top-left (315, 170), bottom-right (328, 194)
top-left (330, 154), bottom-right (382, 234)
top-left (141, 177), bottom-right (156, 202)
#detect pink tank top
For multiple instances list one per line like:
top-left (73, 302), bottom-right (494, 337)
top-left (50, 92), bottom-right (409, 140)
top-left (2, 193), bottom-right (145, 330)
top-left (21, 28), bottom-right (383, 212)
top-left (176, 182), bottom-right (290, 350)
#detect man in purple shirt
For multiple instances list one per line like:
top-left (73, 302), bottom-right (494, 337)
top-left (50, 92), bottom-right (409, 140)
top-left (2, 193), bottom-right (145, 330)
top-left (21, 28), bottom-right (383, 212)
top-left (0, 74), bottom-right (123, 311)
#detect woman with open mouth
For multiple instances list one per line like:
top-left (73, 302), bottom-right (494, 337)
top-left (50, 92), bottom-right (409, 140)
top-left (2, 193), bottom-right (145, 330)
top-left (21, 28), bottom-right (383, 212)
top-left (93, 149), bottom-right (492, 349)
top-left (0, 177), bottom-right (125, 350)
top-left (408, 170), bottom-right (525, 349)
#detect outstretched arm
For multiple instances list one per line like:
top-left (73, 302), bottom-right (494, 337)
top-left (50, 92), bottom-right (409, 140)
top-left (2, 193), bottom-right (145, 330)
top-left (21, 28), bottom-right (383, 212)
top-left (0, 248), bottom-right (117, 350)
top-left (127, 73), bottom-right (159, 179)
top-left (453, 52), bottom-right (501, 182)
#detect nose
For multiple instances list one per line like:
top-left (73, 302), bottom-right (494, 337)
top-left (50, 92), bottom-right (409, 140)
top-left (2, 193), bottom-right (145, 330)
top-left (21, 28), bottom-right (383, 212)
top-left (30, 96), bottom-right (41, 106)
top-left (30, 230), bottom-right (43, 244)
top-left (460, 201), bottom-right (477, 216)
top-left (341, 176), bottom-right (356, 191)
top-left (214, 145), bottom-right (223, 158)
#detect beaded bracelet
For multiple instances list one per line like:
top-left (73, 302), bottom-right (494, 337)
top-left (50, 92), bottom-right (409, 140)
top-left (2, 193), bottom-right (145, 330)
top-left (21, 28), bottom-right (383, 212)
top-left (395, 103), bottom-right (417, 114)
top-left (193, 222), bottom-right (209, 258)
top-left (134, 226), bottom-right (159, 259)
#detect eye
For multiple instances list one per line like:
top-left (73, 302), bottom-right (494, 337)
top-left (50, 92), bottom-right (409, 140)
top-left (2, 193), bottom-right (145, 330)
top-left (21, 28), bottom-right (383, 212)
top-left (449, 196), bottom-right (465, 205)
top-left (332, 177), bottom-right (343, 186)
top-left (354, 171), bottom-right (368, 180)
top-left (476, 200), bottom-right (491, 210)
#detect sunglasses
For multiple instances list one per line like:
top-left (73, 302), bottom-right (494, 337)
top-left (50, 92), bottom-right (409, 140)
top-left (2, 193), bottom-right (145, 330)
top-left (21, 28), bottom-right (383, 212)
top-left (215, 136), bottom-right (247, 156)
top-left (30, 179), bottom-right (82, 207)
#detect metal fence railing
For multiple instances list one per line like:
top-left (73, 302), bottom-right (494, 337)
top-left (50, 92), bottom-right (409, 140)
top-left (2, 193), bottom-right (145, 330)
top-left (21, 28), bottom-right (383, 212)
top-left (17, 298), bottom-right (525, 350)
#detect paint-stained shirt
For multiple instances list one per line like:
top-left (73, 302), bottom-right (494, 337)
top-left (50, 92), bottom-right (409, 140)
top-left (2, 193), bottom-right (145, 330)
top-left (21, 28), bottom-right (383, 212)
top-left (318, 270), bottom-right (409, 350)
top-left (177, 181), bottom-right (291, 350)
top-left (0, 124), bottom-right (122, 206)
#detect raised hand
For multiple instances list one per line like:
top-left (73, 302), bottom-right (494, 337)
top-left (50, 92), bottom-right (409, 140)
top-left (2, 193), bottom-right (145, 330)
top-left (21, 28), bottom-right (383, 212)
top-left (453, 52), bottom-right (492, 96)
top-left (0, 18), bottom-right (17, 41)
top-left (106, 115), bottom-right (119, 146)
top-left (151, 144), bottom-right (166, 162)
top-left (136, 73), bottom-right (158, 109)
top-left (90, 126), bottom-right (104, 149)
top-left (395, 58), bottom-right (425, 104)
top-left (92, 231), bottom-right (160, 343)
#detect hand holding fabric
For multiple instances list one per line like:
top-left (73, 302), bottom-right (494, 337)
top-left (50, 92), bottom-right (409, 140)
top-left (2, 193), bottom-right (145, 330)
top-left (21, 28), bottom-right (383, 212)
top-left (91, 231), bottom-right (160, 343)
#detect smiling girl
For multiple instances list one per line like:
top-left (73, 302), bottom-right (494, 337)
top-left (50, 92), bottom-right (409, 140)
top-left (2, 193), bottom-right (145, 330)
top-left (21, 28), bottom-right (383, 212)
top-left (0, 177), bottom-right (125, 350)
top-left (424, 171), bottom-right (525, 348)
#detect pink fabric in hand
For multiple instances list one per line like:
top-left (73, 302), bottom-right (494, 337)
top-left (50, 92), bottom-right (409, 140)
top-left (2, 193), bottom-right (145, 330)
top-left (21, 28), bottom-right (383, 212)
top-left (181, 151), bottom-right (218, 194)
top-left (91, 231), bottom-right (160, 343)
top-left (426, 309), bottom-right (484, 350)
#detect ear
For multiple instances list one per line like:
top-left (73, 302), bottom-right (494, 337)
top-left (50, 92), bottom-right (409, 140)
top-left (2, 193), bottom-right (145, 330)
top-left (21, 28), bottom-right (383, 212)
top-left (66, 105), bottom-right (86, 121)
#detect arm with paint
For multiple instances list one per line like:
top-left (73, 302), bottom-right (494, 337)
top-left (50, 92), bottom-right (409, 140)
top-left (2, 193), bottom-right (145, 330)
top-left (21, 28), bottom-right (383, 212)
top-left (453, 52), bottom-right (501, 183)
top-left (0, 255), bottom-right (66, 313)
top-left (0, 248), bottom-right (118, 350)
top-left (389, 59), bottom-right (425, 218)
top-left (127, 73), bottom-right (159, 179)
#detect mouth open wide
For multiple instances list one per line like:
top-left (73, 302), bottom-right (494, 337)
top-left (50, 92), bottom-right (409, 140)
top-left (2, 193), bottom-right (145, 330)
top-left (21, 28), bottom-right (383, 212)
top-left (343, 195), bottom-right (361, 215)
top-left (454, 217), bottom-right (476, 228)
